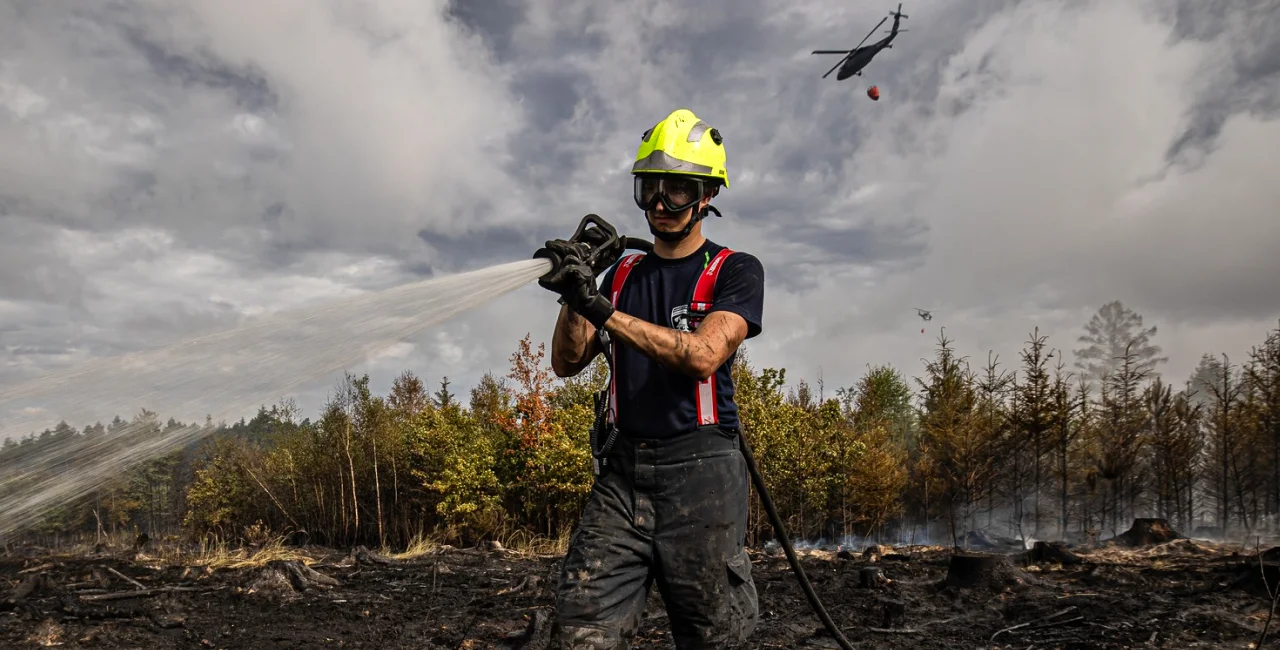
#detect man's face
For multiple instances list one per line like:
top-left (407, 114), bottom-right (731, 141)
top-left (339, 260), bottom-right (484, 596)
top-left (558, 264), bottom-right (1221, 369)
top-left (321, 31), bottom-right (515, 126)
top-left (646, 200), bottom-right (696, 234)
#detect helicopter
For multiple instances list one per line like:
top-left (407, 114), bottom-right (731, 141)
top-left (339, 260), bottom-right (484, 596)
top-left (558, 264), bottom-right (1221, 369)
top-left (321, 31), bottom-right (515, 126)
top-left (915, 308), bottom-right (932, 322)
top-left (812, 3), bottom-right (908, 82)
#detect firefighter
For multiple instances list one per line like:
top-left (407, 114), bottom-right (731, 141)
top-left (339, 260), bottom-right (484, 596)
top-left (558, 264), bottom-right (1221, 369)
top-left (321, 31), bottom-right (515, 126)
top-left (537, 108), bottom-right (766, 649)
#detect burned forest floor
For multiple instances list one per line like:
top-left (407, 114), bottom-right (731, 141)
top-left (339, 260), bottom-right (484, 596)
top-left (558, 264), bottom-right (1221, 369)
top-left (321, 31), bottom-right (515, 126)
top-left (5, 529), bottom-right (1280, 649)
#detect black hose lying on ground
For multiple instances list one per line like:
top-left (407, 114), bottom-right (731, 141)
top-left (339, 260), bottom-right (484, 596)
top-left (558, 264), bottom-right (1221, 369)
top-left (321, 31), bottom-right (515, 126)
top-left (739, 433), bottom-right (855, 650)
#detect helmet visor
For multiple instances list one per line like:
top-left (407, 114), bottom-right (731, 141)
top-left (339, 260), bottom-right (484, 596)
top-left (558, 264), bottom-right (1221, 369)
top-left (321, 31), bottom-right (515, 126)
top-left (634, 175), bottom-right (705, 213)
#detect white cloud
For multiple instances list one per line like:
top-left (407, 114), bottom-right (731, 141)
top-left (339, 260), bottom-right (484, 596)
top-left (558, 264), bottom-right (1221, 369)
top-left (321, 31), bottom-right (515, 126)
top-left (2, 0), bottom-right (1278, 435)
top-left (747, 0), bottom-right (1280, 388)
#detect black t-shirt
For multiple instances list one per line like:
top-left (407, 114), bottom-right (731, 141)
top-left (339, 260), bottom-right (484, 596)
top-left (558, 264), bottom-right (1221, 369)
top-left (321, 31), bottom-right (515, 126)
top-left (597, 238), bottom-right (765, 438)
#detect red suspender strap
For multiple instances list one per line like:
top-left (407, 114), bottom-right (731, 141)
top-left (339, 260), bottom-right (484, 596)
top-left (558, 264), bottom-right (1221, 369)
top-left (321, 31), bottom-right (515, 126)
top-left (610, 253), bottom-right (643, 305)
top-left (606, 253), bottom-right (644, 426)
top-left (691, 249), bottom-right (735, 426)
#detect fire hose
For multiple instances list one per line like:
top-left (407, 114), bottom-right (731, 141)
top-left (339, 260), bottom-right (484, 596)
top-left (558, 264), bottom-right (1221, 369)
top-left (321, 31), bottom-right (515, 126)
top-left (534, 215), bottom-right (856, 650)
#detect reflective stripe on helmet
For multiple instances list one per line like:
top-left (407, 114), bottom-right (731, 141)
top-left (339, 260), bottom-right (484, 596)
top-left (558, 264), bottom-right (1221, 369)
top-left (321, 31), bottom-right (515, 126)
top-left (686, 120), bottom-right (710, 143)
top-left (632, 150), bottom-right (714, 175)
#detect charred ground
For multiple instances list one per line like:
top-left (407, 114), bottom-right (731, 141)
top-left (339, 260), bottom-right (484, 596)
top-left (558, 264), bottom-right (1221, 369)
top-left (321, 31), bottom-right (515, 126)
top-left (5, 521), bottom-right (1280, 649)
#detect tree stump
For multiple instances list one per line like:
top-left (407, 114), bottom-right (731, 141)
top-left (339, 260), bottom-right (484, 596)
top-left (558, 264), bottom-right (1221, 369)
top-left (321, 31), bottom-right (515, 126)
top-left (350, 545), bottom-right (391, 566)
top-left (860, 566), bottom-right (884, 588)
top-left (862, 545), bottom-right (894, 562)
top-left (1022, 541), bottom-right (1083, 566)
top-left (249, 560), bottom-right (340, 601)
top-left (880, 599), bottom-right (907, 628)
top-left (1230, 561), bottom-right (1280, 598)
top-left (944, 552), bottom-right (1040, 591)
top-left (946, 552), bottom-right (1008, 588)
top-left (1110, 518), bottom-right (1183, 547)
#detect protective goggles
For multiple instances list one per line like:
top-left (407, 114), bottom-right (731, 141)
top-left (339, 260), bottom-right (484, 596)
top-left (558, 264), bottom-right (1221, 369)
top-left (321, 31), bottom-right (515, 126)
top-left (633, 175), bottom-right (706, 213)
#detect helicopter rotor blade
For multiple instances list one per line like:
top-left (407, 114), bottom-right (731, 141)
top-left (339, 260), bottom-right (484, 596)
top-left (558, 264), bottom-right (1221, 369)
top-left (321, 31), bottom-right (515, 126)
top-left (853, 16), bottom-right (888, 51)
top-left (821, 53), bottom-right (852, 78)
top-left (818, 15), bottom-right (887, 79)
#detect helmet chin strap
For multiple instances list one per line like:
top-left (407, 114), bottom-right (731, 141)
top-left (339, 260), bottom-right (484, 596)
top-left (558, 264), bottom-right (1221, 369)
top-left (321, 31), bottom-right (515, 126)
top-left (647, 205), bottom-right (722, 243)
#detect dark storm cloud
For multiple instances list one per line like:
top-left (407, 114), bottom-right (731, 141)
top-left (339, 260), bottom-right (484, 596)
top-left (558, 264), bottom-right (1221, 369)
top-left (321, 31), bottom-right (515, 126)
top-left (501, 65), bottom-right (612, 186)
top-left (782, 219), bottom-right (928, 267)
top-left (1164, 0), bottom-right (1280, 161)
top-left (416, 224), bottom-right (541, 275)
top-left (444, 0), bottom-right (531, 63)
top-left (512, 70), bottom-right (582, 132)
top-left (119, 27), bottom-right (277, 112)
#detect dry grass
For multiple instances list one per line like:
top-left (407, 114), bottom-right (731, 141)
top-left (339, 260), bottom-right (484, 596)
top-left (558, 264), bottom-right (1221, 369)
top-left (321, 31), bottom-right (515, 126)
top-left (374, 523), bottom-right (573, 559)
top-left (494, 525), bottom-right (572, 558)
top-left (383, 532), bottom-right (438, 561)
top-left (28, 529), bottom-right (319, 570)
top-left (58, 531), bottom-right (136, 556)
top-left (13, 521), bottom-right (575, 572)
top-left (179, 535), bottom-right (319, 569)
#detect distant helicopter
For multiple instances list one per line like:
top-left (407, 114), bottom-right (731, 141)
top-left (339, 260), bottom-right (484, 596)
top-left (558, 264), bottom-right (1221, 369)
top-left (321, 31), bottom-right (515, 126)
top-left (812, 3), bottom-right (909, 82)
top-left (916, 307), bottom-right (936, 332)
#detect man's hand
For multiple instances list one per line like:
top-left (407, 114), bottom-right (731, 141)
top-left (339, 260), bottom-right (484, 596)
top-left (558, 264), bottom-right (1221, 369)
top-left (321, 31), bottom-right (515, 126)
top-left (537, 239), bottom-right (590, 296)
top-left (558, 262), bottom-right (615, 329)
top-left (577, 226), bottom-right (625, 276)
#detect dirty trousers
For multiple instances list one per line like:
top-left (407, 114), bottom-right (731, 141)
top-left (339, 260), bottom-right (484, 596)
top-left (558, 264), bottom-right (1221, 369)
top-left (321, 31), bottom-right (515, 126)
top-left (551, 426), bottom-right (759, 649)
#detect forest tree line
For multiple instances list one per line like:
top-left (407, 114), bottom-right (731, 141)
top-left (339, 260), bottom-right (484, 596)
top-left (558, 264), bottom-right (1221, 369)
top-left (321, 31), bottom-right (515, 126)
top-left (2, 300), bottom-right (1278, 551)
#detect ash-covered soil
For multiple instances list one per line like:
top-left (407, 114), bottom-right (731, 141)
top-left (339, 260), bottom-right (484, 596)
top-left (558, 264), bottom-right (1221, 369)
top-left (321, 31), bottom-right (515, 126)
top-left (4, 536), bottom-right (1280, 649)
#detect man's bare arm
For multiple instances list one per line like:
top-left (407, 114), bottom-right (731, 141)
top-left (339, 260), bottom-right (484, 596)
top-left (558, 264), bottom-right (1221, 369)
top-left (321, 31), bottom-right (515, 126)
top-left (602, 310), bottom-right (747, 381)
top-left (551, 303), bottom-right (601, 377)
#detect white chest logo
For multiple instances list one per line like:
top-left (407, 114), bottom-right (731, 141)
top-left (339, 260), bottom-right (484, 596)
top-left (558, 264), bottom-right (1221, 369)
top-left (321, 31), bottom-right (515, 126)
top-left (670, 305), bottom-right (690, 332)
top-left (670, 305), bottom-right (703, 332)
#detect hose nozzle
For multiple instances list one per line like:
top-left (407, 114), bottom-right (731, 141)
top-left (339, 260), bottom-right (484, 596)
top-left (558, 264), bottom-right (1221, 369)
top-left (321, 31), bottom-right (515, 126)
top-left (533, 214), bottom-right (653, 280)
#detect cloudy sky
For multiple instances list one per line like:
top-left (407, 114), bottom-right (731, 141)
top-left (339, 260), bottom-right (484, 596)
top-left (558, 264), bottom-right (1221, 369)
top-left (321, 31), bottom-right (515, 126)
top-left (2, 0), bottom-right (1278, 435)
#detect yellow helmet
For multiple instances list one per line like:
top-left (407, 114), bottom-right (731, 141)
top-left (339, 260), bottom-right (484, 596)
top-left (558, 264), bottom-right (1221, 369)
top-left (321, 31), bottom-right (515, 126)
top-left (632, 109), bottom-right (728, 188)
